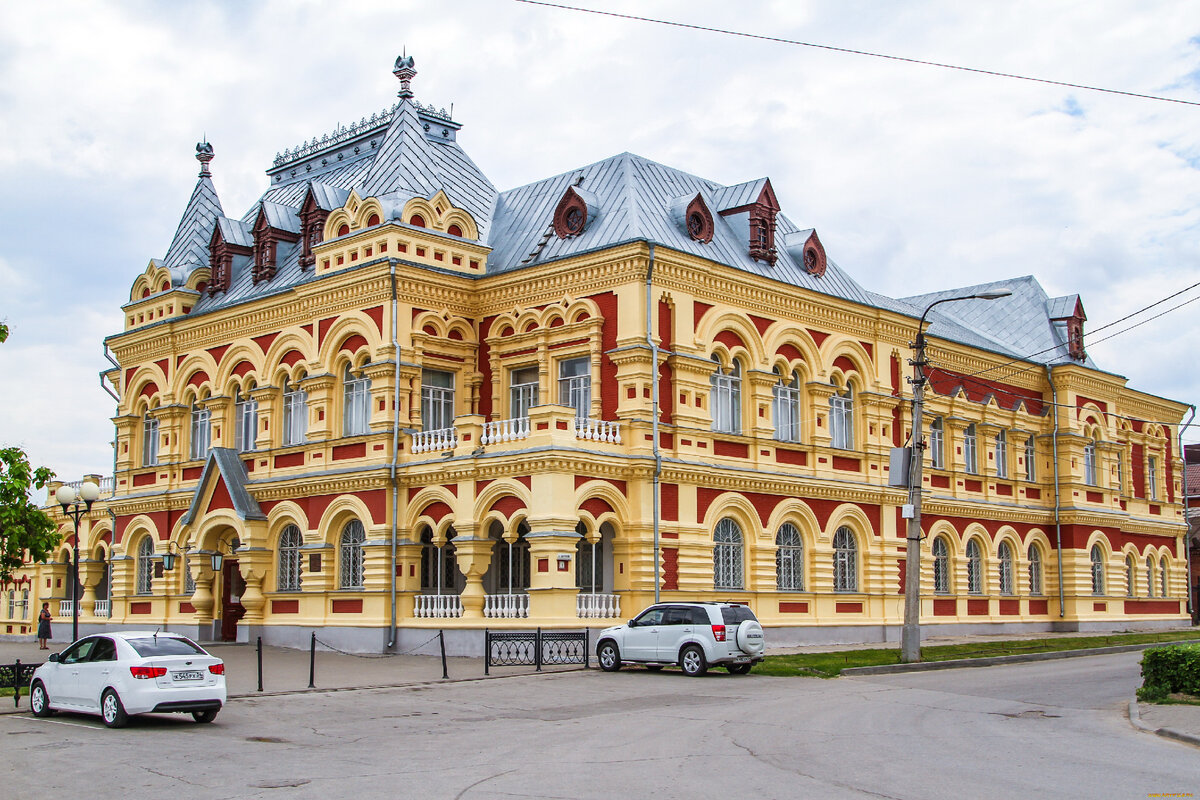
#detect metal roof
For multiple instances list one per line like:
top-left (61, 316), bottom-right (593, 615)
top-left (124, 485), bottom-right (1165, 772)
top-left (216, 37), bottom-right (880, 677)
top-left (161, 173), bottom-right (223, 271)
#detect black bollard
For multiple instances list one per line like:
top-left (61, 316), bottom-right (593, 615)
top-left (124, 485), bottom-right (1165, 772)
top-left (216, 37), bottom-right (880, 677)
top-left (439, 629), bottom-right (448, 679)
top-left (256, 636), bottom-right (263, 692)
top-left (13, 658), bottom-right (21, 708)
top-left (308, 631), bottom-right (316, 688)
top-left (484, 628), bottom-right (489, 676)
top-left (535, 627), bottom-right (542, 672)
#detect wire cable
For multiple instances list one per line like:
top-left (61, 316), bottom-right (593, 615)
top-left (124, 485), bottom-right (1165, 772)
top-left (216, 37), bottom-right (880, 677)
top-left (515, 0), bottom-right (1200, 108)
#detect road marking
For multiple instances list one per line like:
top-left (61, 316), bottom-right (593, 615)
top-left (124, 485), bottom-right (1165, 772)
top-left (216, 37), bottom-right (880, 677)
top-left (14, 714), bottom-right (104, 730)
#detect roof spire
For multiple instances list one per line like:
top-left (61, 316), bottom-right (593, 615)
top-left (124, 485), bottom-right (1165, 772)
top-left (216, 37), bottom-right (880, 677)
top-left (196, 140), bottom-right (214, 178)
top-left (393, 51), bottom-right (417, 99)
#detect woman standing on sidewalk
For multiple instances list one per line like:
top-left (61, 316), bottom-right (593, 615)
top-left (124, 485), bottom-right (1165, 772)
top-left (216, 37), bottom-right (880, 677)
top-left (37, 602), bottom-right (52, 649)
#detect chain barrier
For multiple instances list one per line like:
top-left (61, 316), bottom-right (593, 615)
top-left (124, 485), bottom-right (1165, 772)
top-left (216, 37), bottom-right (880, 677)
top-left (312, 632), bottom-right (441, 658)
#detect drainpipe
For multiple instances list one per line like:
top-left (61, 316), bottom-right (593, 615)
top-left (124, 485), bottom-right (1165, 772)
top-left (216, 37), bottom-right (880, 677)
top-left (645, 243), bottom-right (661, 604)
top-left (103, 344), bottom-right (120, 496)
top-left (1046, 365), bottom-right (1065, 617)
top-left (388, 261), bottom-right (401, 649)
top-left (1178, 405), bottom-right (1196, 619)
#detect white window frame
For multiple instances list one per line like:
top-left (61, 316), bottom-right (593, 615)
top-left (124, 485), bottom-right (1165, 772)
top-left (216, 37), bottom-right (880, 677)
top-left (1126, 554), bottom-right (1136, 597)
top-left (421, 369), bottom-right (455, 431)
top-left (278, 525), bottom-right (303, 592)
top-left (932, 536), bottom-right (950, 594)
top-left (1160, 559), bottom-right (1169, 597)
top-left (995, 430), bottom-right (1008, 479)
top-left (963, 424), bottom-right (978, 474)
top-left (142, 415), bottom-right (160, 467)
top-left (343, 364), bottom-right (371, 436)
top-left (1024, 435), bottom-right (1036, 481)
top-left (135, 537), bottom-right (154, 596)
top-left (510, 365), bottom-right (539, 420)
top-left (710, 358), bottom-right (742, 435)
top-left (966, 539), bottom-right (983, 594)
top-left (929, 417), bottom-right (944, 470)
top-left (775, 522), bottom-right (803, 591)
top-left (1084, 443), bottom-right (1097, 486)
top-left (1028, 546), bottom-right (1043, 595)
top-left (281, 380), bottom-right (308, 447)
top-left (833, 527), bottom-right (857, 593)
top-left (713, 518), bottom-right (744, 590)
top-left (190, 404), bottom-right (211, 461)
top-left (1147, 456), bottom-right (1158, 500)
top-left (1147, 556), bottom-right (1156, 597)
top-left (235, 395), bottom-right (258, 452)
top-left (829, 385), bottom-right (853, 450)
top-left (773, 369), bottom-right (802, 443)
top-left (557, 357), bottom-right (591, 422)
top-left (998, 541), bottom-right (1014, 595)
top-left (339, 520), bottom-right (366, 590)
top-left (1090, 545), bottom-right (1105, 596)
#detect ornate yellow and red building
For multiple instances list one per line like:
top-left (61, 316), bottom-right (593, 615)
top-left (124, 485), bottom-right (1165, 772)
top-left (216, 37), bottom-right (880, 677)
top-left (7, 56), bottom-right (1190, 651)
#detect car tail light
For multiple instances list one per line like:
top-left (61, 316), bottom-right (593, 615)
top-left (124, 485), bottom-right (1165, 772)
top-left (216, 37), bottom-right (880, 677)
top-left (711, 624), bottom-right (726, 642)
top-left (208, 663), bottom-right (225, 675)
top-left (130, 666), bottom-right (167, 679)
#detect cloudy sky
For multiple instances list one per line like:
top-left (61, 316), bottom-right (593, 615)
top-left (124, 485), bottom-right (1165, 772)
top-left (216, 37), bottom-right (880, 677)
top-left (1, 0), bottom-right (1198, 483)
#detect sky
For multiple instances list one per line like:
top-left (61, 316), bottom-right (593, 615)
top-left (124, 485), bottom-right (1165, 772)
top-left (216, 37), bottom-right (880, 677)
top-left (1, 0), bottom-right (1199, 484)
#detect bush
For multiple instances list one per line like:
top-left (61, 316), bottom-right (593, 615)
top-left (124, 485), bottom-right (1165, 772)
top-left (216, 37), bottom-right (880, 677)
top-left (1139, 643), bottom-right (1200, 701)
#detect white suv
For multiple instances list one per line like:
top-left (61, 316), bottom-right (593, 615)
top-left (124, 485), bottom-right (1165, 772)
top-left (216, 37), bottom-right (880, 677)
top-left (596, 602), bottom-right (765, 676)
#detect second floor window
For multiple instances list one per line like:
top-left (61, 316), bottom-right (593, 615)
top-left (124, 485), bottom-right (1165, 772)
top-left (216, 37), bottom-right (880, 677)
top-left (995, 430), bottom-right (1008, 478)
top-left (343, 365), bottom-right (371, 436)
top-left (829, 385), bottom-right (853, 450)
top-left (1024, 435), bottom-right (1036, 481)
top-left (710, 358), bottom-right (741, 434)
top-left (963, 424), bottom-right (978, 474)
top-left (929, 417), bottom-right (944, 469)
top-left (558, 357), bottom-right (591, 421)
top-left (421, 369), bottom-right (454, 431)
top-left (190, 404), bottom-right (211, 461)
top-left (282, 380), bottom-right (308, 446)
top-left (235, 394), bottom-right (258, 452)
top-left (510, 366), bottom-right (539, 419)
top-left (142, 415), bottom-right (160, 467)
top-left (1084, 443), bottom-right (1097, 486)
top-left (1147, 456), bottom-right (1158, 500)
top-left (773, 368), bottom-right (802, 443)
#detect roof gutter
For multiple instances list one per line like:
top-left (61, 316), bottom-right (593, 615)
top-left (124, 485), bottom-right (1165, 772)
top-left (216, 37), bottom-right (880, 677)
top-left (1178, 405), bottom-right (1196, 619)
top-left (646, 243), bottom-right (661, 604)
top-left (1046, 365), bottom-right (1065, 617)
top-left (388, 260), bottom-right (400, 650)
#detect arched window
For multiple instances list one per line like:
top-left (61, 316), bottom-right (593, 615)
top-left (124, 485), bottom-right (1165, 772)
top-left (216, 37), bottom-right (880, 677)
top-left (829, 384), bottom-right (853, 450)
top-left (339, 520), bottom-right (366, 589)
top-left (282, 379), bottom-right (308, 446)
top-left (995, 430), bottom-right (1009, 479)
top-left (932, 536), bottom-right (950, 594)
top-left (713, 518), bottom-right (744, 590)
top-left (490, 520), bottom-right (531, 594)
top-left (1146, 555), bottom-right (1156, 596)
top-left (278, 525), bottom-right (303, 591)
top-left (998, 541), bottom-right (1014, 595)
top-left (775, 522), bottom-right (803, 591)
top-left (966, 539), bottom-right (983, 594)
top-left (1160, 558), bottom-right (1169, 597)
top-left (447, 223), bottom-right (463, 237)
top-left (772, 367), bottom-right (802, 443)
top-left (710, 357), bottom-right (741, 434)
top-left (409, 214), bottom-right (426, 228)
top-left (1029, 545), bottom-right (1043, 595)
top-left (136, 537), bottom-right (154, 596)
top-left (420, 525), bottom-right (460, 593)
top-left (343, 364), bottom-right (371, 436)
top-left (1126, 554), bottom-right (1136, 597)
top-left (833, 527), bottom-right (857, 592)
top-left (963, 424), bottom-right (978, 474)
top-left (190, 402), bottom-right (211, 460)
top-left (929, 417), bottom-right (945, 470)
top-left (1090, 544), bottom-right (1105, 596)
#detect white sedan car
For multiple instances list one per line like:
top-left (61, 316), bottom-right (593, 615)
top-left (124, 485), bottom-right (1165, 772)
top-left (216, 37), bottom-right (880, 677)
top-left (29, 631), bottom-right (226, 727)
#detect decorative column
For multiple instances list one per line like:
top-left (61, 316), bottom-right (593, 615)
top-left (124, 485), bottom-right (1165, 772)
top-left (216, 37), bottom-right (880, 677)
top-left (450, 534), bottom-right (494, 619)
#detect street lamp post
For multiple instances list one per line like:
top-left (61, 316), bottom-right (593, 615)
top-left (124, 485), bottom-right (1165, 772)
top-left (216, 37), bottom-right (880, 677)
top-left (901, 289), bottom-right (1011, 663)
top-left (55, 481), bottom-right (101, 643)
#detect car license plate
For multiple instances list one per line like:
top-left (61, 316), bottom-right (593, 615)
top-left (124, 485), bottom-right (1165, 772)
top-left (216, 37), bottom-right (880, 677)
top-left (172, 670), bottom-right (203, 681)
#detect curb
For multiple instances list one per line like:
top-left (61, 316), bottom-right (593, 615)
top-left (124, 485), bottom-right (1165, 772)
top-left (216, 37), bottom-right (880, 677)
top-left (841, 640), bottom-right (1200, 676)
top-left (1128, 697), bottom-right (1200, 748)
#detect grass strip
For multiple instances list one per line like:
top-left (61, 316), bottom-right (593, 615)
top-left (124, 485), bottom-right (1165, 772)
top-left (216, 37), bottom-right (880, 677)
top-left (757, 630), bottom-right (1200, 678)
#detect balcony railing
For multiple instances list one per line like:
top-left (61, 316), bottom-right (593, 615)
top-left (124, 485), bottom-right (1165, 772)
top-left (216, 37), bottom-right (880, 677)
top-left (93, 599), bottom-right (111, 618)
top-left (573, 418), bottom-right (621, 444)
top-left (411, 427), bottom-right (458, 454)
top-left (413, 594), bottom-right (463, 618)
top-left (58, 600), bottom-right (74, 617)
top-left (484, 593), bottom-right (529, 618)
top-left (577, 592), bottom-right (621, 619)
top-left (481, 417), bottom-right (530, 445)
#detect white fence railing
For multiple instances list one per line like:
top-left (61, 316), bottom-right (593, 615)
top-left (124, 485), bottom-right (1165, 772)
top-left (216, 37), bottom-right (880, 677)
top-left (413, 594), bottom-right (463, 618)
top-left (481, 417), bottom-right (530, 445)
top-left (58, 600), bottom-right (74, 617)
top-left (577, 593), bottom-right (621, 619)
top-left (483, 593), bottom-right (530, 618)
top-left (93, 599), bottom-right (111, 618)
top-left (573, 418), bottom-right (621, 444)
top-left (411, 427), bottom-right (458, 454)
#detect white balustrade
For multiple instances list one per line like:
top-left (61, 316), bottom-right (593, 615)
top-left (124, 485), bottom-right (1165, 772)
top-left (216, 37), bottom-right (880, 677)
top-left (577, 593), bottom-right (621, 619)
top-left (413, 594), bottom-right (463, 618)
top-left (483, 593), bottom-right (530, 618)
top-left (58, 600), bottom-right (74, 617)
top-left (573, 418), bottom-right (621, 444)
top-left (481, 417), bottom-right (531, 445)
top-left (93, 599), bottom-right (111, 618)
top-left (411, 427), bottom-right (458, 454)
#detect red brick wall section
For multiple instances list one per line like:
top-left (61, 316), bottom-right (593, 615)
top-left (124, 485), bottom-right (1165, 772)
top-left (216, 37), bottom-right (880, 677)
top-left (778, 602), bottom-right (808, 613)
top-left (272, 600), bottom-right (299, 614)
top-left (967, 598), bottom-right (989, 615)
top-left (591, 291), bottom-right (620, 420)
top-left (661, 483), bottom-right (678, 521)
top-left (661, 548), bottom-right (678, 590)
top-left (714, 440), bottom-right (749, 458)
top-left (331, 599), bottom-right (362, 613)
top-left (933, 598), bottom-right (957, 616)
top-left (1029, 599), bottom-right (1049, 615)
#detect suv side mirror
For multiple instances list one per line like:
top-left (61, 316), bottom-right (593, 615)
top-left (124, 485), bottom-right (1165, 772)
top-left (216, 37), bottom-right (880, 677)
top-left (48, 653), bottom-right (59, 663)
top-left (627, 619), bottom-right (637, 627)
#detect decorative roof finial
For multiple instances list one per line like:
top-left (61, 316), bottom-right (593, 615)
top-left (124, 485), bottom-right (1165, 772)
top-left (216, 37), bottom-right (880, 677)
top-left (393, 51), bottom-right (417, 99)
top-left (196, 140), bottom-right (214, 178)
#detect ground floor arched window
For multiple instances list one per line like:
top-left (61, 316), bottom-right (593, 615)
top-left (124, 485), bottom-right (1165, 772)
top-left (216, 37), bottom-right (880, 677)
top-left (136, 536), bottom-right (154, 595)
top-left (933, 536), bottom-right (951, 594)
top-left (339, 520), bottom-right (366, 589)
top-left (1090, 545), bottom-right (1105, 596)
top-left (713, 518), bottom-right (744, 590)
top-left (775, 523), bottom-right (803, 591)
top-left (833, 527), bottom-right (857, 592)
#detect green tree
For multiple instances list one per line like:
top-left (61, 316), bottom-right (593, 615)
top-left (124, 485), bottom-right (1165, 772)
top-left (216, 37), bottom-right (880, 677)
top-left (0, 447), bottom-right (59, 582)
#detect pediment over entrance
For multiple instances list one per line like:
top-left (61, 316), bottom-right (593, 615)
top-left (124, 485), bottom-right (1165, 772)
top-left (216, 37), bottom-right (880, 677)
top-left (180, 448), bottom-right (266, 526)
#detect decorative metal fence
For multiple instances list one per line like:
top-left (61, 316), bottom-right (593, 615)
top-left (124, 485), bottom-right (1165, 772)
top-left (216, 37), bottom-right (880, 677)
top-left (1, 660), bottom-right (41, 708)
top-left (484, 628), bottom-right (589, 674)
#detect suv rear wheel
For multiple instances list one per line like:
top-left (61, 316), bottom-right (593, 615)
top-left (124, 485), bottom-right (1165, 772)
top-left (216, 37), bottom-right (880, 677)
top-left (598, 640), bottom-right (621, 672)
top-left (726, 663), bottom-right (752, 675)
top-left (680, 645), bottom-right (707, 677)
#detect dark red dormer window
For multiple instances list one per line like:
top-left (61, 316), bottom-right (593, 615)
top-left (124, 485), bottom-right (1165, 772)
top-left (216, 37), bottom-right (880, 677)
top-left (748, 211), bottom-right (777, 264)
top-left (1067, 318), bottom-right (1086, 361)
top-left (410, 214), bottom-right (426, 228)
top-left (801, 230), bottom-right (827, 278)
top-left (447, 224), bottom-right (463, 238)
top-left (553, 187), bottom-right (590, 239)
top-left (367, 214), bottom-right (380, 227)
top-left (685, 194), bottom-right (714, 244)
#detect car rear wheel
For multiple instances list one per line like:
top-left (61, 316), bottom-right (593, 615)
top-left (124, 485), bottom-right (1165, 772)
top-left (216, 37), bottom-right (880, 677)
top-left (30, 681), bottom-right (53, 717)
top-left (192, 709), bottom-right (219, 723)
top-left (680, 645), bottom-right (707, 677)
top-left (726, 663), bottom-right (752, 675)
top-left (101, 689), bottom-right (128, 728)
top-left (598, 641), bottom-right (621, 672)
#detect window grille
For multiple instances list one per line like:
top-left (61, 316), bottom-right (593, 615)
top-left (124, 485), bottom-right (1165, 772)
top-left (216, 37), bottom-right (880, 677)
top-left (1024, 436), bottom-right (1036, 481)
top-left (343, 365), bottom-right (371, 436)
top-left (833, 527), bottom-right (857, 592)
top-left (1147, 556), bottom-right (1155, 596)
top-left (278, 525), bottom-right (303, 591)
top-left (184, 554), bottom-right (195, 595)
top-left (142, 415), bottom-right (160, 467)
top-left (929, 417), bottom-right (944, 469)
top-left (421, 369), bottom-right (455, 431)
top-left (998, 541), bottom-right (1014, 595)
top-left (710, 358), bottom-right (742, 434)
top-left (933, 537), bottom-right (950, 594)
top-left (190, 405), bottom-right (211, 460)
top-left (136, 537), bottom-right (154, 595)
top-left (829, 386), bottom-right (853, 450)
top-left (1090, 545), bottom-right (1104, 595)
top-left (282, 381), bottom-right (308, 446)
top-left (1126, 555), bottom-right (1136, 597)
top-left (235, 396), bottom-right (258, 452)
top-left (339, 520), bottom-right (366, 589)
top-left (772, 369), bottom-right (802, 443)
top-left (558, 357), bottom-right (591, 422)
top-left (1028, 546), bottom-right (1043, 595)
top-left (775, 522), bottom-right (803, 591)
top-left (966, 539), bottom-right (983, 594)
top-left (1084, 443), bottom-right (1097, 486)
top-left (1160, 560), bottom-right (1169, 597)
top-left (963, 424), bottom-right (978, 474)
top-left (713, 518), bottom-right (744, 590)
top-left (510, 366), bottom-right (539, 419)
top-left (995, 430), bottom-right (1008, 478)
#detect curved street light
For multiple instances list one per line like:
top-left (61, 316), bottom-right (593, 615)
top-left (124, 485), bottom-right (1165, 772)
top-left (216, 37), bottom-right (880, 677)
top-left (55, 481), bottom-right (101, 642)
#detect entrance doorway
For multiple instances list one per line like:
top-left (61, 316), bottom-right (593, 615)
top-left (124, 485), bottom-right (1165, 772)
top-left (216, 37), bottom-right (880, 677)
top-left (220, 560), bottom-right (246, 641)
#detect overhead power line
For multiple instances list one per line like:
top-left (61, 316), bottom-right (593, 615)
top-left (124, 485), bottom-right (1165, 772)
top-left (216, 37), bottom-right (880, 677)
top-left (516, 0), bottom-right (1200, 108)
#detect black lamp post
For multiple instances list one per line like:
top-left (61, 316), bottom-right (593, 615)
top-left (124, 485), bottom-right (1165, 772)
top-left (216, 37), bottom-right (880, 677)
top-left (55, 481), bottom-right (101, 643)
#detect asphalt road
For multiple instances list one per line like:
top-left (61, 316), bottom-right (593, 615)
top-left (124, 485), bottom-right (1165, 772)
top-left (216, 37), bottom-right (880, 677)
top-left (2, 652), bottom-right (1196, 799)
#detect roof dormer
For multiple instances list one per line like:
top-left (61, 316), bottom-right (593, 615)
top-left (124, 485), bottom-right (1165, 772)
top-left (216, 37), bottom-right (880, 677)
top-left (553, 184), bottom-right (598, 239)
top-left (1048, 294), bottom-right (1087, 361)
top-left (251, 202), bottom-right (301, 283)
top-left (715, 178), bottom-right (780, 265)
